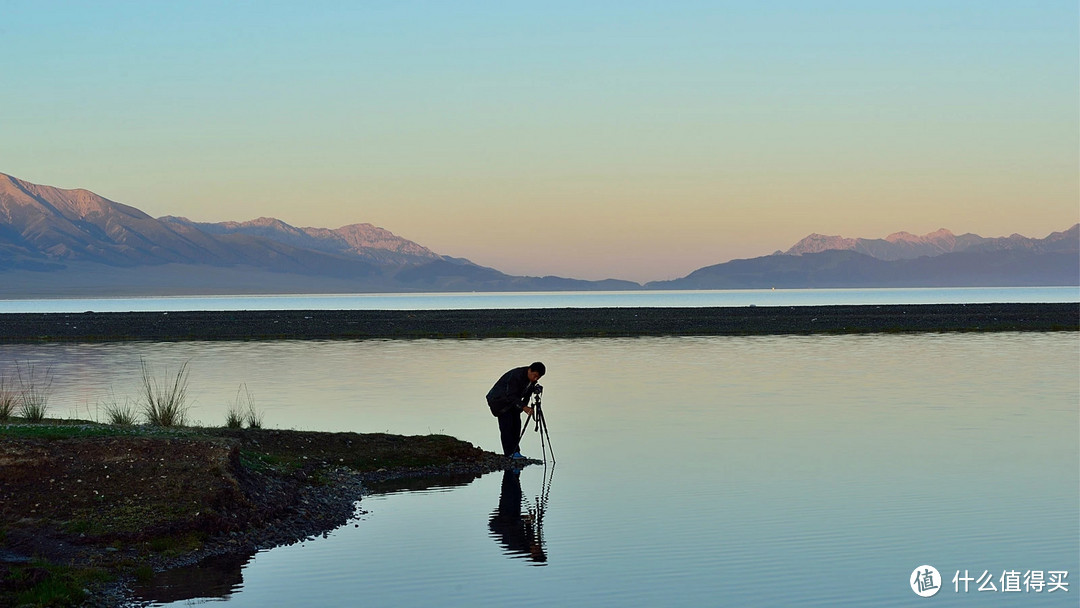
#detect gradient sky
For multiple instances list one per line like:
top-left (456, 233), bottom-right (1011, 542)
top-left (2, 1), bottom-right (1077, 282)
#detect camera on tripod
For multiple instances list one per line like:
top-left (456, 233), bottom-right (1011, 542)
top-left (520, 383), bottom-right (554, 464)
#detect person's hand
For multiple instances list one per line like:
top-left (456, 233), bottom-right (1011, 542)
top-left (522, 405), bottom-right (534, 416)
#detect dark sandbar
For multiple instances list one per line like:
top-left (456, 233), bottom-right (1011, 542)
top-left (0, 303), bottom-right (1076, 342)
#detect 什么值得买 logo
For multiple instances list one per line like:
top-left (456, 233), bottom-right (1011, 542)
top-left (911, 565), bottom-right (941, 597)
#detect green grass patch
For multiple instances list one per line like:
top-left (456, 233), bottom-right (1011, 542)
top-left (0, 419), bottom-right (190, 440)
top-left (0, 423), bottom-right (132, 440)
top-left (238, 450), bottom-right (281, 473)
top-left (61, 497), bottom-right (206, 538)
top-left (147, 531), bottom-right (205, 556)
top-left (61, 519), bottom-right (97, 536)
top-left (1, 561), bottom-right (110, 608)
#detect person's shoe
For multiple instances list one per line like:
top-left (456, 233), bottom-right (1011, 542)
top-left (510, 452), bottom-right (527, 460)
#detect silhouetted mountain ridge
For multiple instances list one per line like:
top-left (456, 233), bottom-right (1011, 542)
top-left (649, 240), bottom-right (1078, 290)
top-left (0, 172), bottom-right (637, 293)
top-left (1, 171), bottom-right (1076, 296)
top-left (159, 216), bottom-right (443, 266)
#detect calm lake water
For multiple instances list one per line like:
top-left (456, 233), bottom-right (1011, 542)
top-left (1, 332), bottom-right (1077, 606)
top-left (0, 286), bottom-right (1077, 313)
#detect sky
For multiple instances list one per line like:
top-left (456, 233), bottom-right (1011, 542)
top-left (2, 1), bottom-right (1077, 283)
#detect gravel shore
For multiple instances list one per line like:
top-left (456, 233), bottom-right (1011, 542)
top-left (1, 303), bottom-right (1076, 342)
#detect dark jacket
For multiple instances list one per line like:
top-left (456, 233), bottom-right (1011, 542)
top-left (486, 366), bottom-right (534, 417)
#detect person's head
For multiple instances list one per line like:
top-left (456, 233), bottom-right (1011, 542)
top-left (527, 361), bottom-right (546, 382)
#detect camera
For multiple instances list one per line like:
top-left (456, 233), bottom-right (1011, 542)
top-left (532, 384), bottom-right (543, 395)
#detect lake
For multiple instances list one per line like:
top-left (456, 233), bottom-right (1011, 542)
top-left (0, 286), bottom-right (1077, 313)
top-left (0, 332), bottom-right (1077, 606)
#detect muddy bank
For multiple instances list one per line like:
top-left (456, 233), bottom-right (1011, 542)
top-left (0, 424), bottom-right (522, 607)
top-left (1, 303), bottom-right (1076, 342)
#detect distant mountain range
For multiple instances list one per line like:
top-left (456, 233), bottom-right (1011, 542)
top-left (0, 172), bottom-right (636, 295)
top-left (645, 225), bottom-right (1078, 290)
top-left (0, 171), bottom-right (1076, 296)
top-left (780, 226), bottom-right (1079, 260)
top-left (159, 216), bottom-right (445, 266)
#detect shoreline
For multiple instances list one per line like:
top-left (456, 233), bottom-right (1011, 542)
top-left (0, 303), bottom-right (1076, 342)
top-left (0, 423), bottom-right (523, 607)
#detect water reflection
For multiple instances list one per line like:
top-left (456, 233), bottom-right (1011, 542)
top-left (134, 472), bottom-right (491, 605)
top-left (363, 470), bottom-right (489, 496)
top-left (488, 467), bottom-right (553, 565)
top-left (5, 333), bottom-right (1076, 607)
top-left (133, 552), bottom-right (252, 604)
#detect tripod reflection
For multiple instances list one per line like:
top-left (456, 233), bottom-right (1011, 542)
top-left (487, 465), bottom-right (554, 565)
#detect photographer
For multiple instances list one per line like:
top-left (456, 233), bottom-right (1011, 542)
top-left (486, 361), bottom-right (545, 459)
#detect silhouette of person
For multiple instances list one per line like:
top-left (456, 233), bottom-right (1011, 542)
top-left (488, 469), bottom-right (547, 564)
top-left (486, 362), bottom-right (545, 459)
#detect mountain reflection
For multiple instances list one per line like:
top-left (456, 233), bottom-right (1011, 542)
top-left (488, 468), bottom-right (552, 565)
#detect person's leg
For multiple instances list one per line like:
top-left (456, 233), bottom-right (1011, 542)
top-left (497, 411), bottom-right (521, 456)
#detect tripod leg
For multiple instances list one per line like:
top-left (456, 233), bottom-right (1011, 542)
top-left (539, 414), bottom-right (555, 464)
top-left (539, 413), bottom-right (547, 464)
top-left (518, 412), bottom-right (534, 443)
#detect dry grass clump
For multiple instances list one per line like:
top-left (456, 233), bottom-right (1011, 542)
top-left (140, 359), bottom-right (191, 427)
top-left (16, 362), bottom-right (53, 423)
top-left (226, 383), bottom-right (263, 429)
top-left (0, 373), bottom-right (17, 421)
top-left (101, 396), bottom-right (140, 426)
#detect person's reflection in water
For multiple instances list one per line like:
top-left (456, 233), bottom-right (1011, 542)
top-left (488, 468), bottom-right (548, 564)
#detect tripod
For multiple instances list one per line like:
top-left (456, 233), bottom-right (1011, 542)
top-left (519, 387), bottom-right (556, 464)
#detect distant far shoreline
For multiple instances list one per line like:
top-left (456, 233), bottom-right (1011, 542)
top-left (1, 286), bottom-right (1077, 314)
top-left (0, 303), bottom-right (1076, 343)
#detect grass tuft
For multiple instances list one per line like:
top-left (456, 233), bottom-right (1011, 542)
top-left (244, 396), bottom-right (263, 430)
top-left (140, 359), bottom-right (191, 427)
top-left (224, 406), bottom-right (244, 429)
top-left (16, 361), bottom-right (53, 423)
top-left (0, 373), bottom-right (17, 421)
top-left (102, 396), bottom-right (140, 426)
top-left (226, 383), bottom-right (264, 429)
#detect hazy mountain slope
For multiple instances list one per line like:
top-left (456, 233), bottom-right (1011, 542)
top-left (0, 172), bottom-right (385, 277)
top-left (648, 248), bottom-right (1079, 289)
top-left (0, 172), bottom-right (637, 294)
top-left (1, 172), bottom-right (210, 266)
top-left (160, 216), bottom-right (442, 265)
top-left (393, 259), bottom-right (639, 291)
top-left (783, 225), bottom-right (1079, 260)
